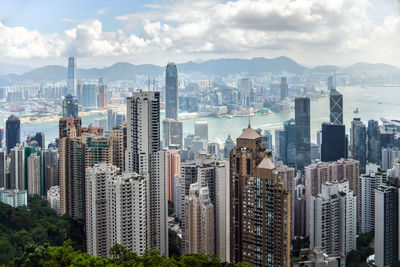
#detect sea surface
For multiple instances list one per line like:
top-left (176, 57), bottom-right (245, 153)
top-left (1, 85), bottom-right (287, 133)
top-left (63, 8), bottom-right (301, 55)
top-left (2, 86), bottom-right (399, 146)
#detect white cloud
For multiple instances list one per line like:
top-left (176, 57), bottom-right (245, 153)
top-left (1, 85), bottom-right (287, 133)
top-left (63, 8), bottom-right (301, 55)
top-left (0, 0), bottom-right (398, 66)
top-left (96, 9), bottom-right (107, 15)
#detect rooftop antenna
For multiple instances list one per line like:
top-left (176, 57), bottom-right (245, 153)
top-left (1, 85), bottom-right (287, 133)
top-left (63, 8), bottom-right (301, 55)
top-left (248, 114), bottom-right (251, 128)
top-left (333, 72), bottom-right (336, 90)
top-left (148, 76), bottom-right (151, 91)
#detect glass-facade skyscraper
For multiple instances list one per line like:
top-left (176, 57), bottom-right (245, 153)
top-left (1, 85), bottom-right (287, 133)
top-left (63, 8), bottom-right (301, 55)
top-left (6, 114), bottom-right (20, 154)
top-left (81, 84), bottom-right (98, 110)
top-left (67, 57), bottom-right (77, 96)
top-left (295, 97), bottom-right (311, 171)
top-left (62, 94), bottom-right (78, 118)
top-left (368, 120), bottom-right (381, 164)
top-left (165, 63), bottom-right (178, 120)
top-left (321, 122), bottom-right (346, 162)
top-left (329, 88), bottom-right (343, 124)
top-left (351, 118), bottom-right (367, 173)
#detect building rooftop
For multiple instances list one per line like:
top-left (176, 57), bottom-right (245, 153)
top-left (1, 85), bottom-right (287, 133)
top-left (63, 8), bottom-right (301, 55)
top-left (238, 124), bottom-right (260, 140)
top-left (257, 157), bottom-right (275, 170)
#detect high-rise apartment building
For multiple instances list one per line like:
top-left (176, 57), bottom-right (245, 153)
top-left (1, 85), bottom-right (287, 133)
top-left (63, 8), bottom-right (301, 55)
top-left (351, 118), bottom-right (367, 173)
top-left (106, 172), bottom-right (148, 256)
top-left (305, 158), bottom-right (359, 236)
top-left (295, 97), bottom-right (311, 171)
top-left (67, 57), bottom-right (77, 96)
top-left (381, 147), bottom-right (400, 171)
top-left (6, 114), bottom-right (20, 153)
top-left (47, 185), bottom-right (60, 214)
top-left (0, 188), bottom-right (27, 207)
top-left (194, 121), bottom-right (208, 140)
top-left (126, 91), bottom-right (168, 255)
top-left (86, 163), bottom-right (118, 258)
top-left (162, 118), bottom-right (183, 149)
top-left (329, 88), bottom-right (343, 124)
top-left (321, 122), bottom-right (346, 162)
top-left (27, 154), bottom-right (41, 195)
top-left (367, 120), bottom-right (381, 164)
top-left (85, 136), bottom-right (110, 168)
top-left (230, 125), bottom-right (290, 266)
top-left (42, 147), bottom-right (59, 190)
top-left (0, 148), bottom-right (6, 188)
top-left (165, 63), bottom-right (178, 120)
top-left (183, 183), bottom-right (215, 254)
top-left (359, 164), bottom-right (383, 233)
top-left (62, 94), bottom-right (79, 118)
top-left (375, 184), bottom-right (399, 267)
top-left (167, 150), bottom-right (180, 203)
top-left (10, 144), bottom-right (24, 190)
top-left (109, 127), bottom-right (125, 173)
top-left (310, 179), bottom-right (357, 256)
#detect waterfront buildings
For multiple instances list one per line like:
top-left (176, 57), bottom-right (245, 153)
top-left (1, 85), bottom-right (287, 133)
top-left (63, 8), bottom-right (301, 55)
top-left (62, 94), bottom-right (78, 118)
top-left (280, 77), bottom-right (289, 100)
top-left (295, 97), bottom-right (311, 171)
top-left (67, 57), bottom-right (77, 96)
top-left (6, 114), bottom-right (20, 154)
top-left (194, 121), bottom-right (208, 140)
top-left (310, 179), bottom-right (357, 256)
top-left (162, 118), bottom-right (183, 149)
top-left (165, 63), bottom-right (178, 120)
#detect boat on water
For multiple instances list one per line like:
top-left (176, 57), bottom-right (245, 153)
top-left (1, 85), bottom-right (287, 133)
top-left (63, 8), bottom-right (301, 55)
top-left (354, 107), bottom-right (359, 113)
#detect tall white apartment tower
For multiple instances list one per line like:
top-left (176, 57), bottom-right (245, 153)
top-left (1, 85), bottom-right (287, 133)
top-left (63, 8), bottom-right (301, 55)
top-left (67, 57), bottom-right (77, 96)
top-left (86, 163), bottom-right (119, 258)
top-left (125, 91), bottom-right (168, 255)
top-left (106, 172), bottom-right (148, 256)
top-left (310, 179), bottom-right (357, 256)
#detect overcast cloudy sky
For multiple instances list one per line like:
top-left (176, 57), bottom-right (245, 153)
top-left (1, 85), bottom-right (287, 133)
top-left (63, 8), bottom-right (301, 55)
top-left (0, 0), bottom-right (399, 67)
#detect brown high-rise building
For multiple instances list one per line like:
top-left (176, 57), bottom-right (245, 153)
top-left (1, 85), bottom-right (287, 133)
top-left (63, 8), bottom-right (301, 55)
top-left (230, 124), bottom-right (290, 266)
top-left (98, 84), bottom-right (108, 108)
top-left (109, 127), bottom-right (125, 174)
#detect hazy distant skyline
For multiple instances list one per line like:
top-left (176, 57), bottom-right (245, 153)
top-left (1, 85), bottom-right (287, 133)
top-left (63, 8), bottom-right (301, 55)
top-left (0, 0), bottom-right (399, 68)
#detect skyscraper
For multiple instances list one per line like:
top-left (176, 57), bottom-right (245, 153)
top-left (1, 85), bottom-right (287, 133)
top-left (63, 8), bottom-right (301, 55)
top-left (194, 121), bottom-right (208, 140)
top-left (81, 84), bottom-right (98, 110)
top-left (6, 114), bottom-right (20, 153)
top-left (375, 184), bottom-right (399, 267)
top-left (167, 150), bottom-right (180, 203)
top-left (162, 118), bottom-right (183, 149)
top-left (126, 91), bottom-right (168, 255)
top-left (367, 120), bottom-right (381, 164)
top-left (230, 125), bottom-right (290, 266)
top-left (310, 179), bottom-right (357, 256)
top-left (29, 132), bottom-right (45, 149)
top-left (351, 118), bottom-right (367, 173)
top-left (165, 63), bottom-right (178, 120)
top-left (0, 148), bottom-right (6, 188)
top-left (321, 122), bottom-right (346, 162)
top-left (329, 88), bottom-right (343, 124)
top-left (280, 119), bottom-right (296, 167)
top-left (106, 172), bottom-right (148, 256)
top-left (183, 183), bottom-right (215, 255)
top-left (280, 77), bottom-right (289, 100)
top-left (62, 94), bottom-right (78, 118)
top-left (27, 154), bottom-right (41, 195)
top-left (67, 57), bottom-right (77, 96)
top-left (86, 163), bottom-right (118, 258)
top-left (10, 144), bottom-right (24, 190)
top-left (295, 97), bottom-right (311, 171)
top-left (109, 127), bottom-right (125, 173)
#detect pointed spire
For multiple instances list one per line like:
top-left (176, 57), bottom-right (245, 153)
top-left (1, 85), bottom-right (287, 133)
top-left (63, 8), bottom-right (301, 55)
top-left (248, 115), bottom-right (251, 128)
